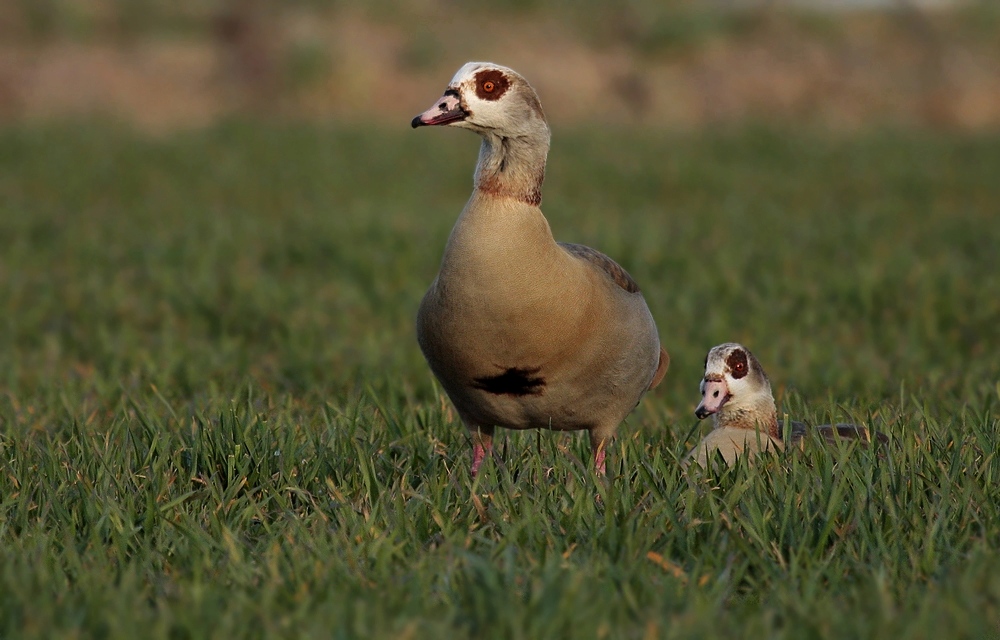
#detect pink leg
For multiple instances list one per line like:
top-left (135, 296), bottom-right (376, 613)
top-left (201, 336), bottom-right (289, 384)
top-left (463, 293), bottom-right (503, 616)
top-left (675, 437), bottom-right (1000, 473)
top-left (590, 431), bottom-right (611, 477)
top-left (593, 445), bottom-right (607, 476)
top-left (471, 441), bottom-right (491, 476)
top-left (469, 426), bottom-right (494, 477)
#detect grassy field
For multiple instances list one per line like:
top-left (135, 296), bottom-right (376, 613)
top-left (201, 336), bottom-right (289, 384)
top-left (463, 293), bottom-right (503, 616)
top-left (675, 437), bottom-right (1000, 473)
top-left (0, 121), bottom-right (998, 638)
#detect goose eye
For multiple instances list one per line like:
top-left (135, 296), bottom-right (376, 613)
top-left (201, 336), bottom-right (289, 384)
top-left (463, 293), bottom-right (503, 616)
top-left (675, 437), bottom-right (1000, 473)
top-left (482, 81), bottom-right (495, 93)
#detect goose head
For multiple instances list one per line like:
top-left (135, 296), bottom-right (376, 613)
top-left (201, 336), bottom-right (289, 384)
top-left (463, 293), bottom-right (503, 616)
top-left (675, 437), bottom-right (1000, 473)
top-left (411, 62), bottom-right (548, 139)
top-left (695, 343), bottom-right (777, 432)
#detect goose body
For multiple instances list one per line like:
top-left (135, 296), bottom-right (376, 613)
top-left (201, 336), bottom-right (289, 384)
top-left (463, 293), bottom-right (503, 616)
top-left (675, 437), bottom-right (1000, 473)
top-left (412, 62), bottom-right (668, 476)
top-left (686, 343), bottom-right (886, 469)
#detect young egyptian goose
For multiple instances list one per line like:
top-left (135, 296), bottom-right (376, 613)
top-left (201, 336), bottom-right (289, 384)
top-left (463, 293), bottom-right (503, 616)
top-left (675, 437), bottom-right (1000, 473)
top-left (412, 62), bottom-right (669, 477)
top-left (686, 343), bottom-right (886, 468)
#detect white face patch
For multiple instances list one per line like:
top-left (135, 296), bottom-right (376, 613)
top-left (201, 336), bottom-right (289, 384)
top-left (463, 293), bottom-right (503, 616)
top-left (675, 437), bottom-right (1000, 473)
top-left (436, 62), bottom-right (543, 136)
top-left (448, 62), bottom-right (489, 87)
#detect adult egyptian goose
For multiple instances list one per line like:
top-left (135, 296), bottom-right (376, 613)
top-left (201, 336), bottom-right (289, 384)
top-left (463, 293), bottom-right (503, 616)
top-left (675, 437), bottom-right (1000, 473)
top-left (411, 62), bottom-right (669, 477)
top-left (686, 343), bottom-right (887, 469)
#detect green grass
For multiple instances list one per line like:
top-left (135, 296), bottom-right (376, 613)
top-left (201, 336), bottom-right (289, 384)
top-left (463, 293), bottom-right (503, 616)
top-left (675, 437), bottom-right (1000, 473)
top-left (1, 121), bottom-right (999, 638)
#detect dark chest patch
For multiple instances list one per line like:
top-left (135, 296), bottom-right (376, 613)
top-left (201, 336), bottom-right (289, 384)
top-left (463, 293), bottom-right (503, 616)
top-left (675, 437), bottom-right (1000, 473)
top-left (473, 367), bottom-right (545, 396)
top-left (558, 243), bottom-right (640, 293)
top-left (725, 349), bottom-right (749, 379)
top-left (474, 69), bottom-right (511, 101)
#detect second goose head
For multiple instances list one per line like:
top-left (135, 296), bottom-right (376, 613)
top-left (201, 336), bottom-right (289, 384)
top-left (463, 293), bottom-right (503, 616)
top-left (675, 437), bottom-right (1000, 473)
top-left (695, 342), bottom-right (778, 435)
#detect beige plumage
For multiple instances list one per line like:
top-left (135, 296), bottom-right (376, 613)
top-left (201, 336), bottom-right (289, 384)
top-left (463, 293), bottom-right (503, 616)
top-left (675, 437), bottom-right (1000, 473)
top-left (686, 343), bottom-right (887, 469)
top-left (412, 62), bottom-right (669, 476)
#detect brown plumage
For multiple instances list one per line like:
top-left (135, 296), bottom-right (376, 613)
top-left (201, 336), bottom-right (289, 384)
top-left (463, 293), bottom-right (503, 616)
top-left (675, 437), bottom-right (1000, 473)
top-left (686, 343), bottom-right (887, 469)
top-left (412, 62), bottom-right (669, 476)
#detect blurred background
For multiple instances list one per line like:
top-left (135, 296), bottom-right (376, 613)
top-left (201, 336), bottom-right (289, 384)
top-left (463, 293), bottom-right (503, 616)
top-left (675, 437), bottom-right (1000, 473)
top-left (1, 0), bottom-right (998, 132)
top-left (2, 0), bottom-right (997, 415)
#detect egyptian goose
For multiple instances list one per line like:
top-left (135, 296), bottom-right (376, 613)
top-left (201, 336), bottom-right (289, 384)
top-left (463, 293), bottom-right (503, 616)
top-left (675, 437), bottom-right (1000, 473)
top-left (686, 343), bottom-right (887, 468)
top-left (411, 62), bottom-right (669, 477)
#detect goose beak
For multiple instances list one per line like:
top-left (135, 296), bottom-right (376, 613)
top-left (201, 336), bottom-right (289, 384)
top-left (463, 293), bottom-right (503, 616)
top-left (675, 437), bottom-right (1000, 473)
top-left (695, 379), bottom-right (730, 419)
top-left (412, 92), bottom-right (467, 128)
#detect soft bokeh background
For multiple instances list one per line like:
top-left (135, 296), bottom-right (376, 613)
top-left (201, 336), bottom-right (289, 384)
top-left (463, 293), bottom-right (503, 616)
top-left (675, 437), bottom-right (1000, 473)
top-left (3, 0), bottom-right (995, 412)
top-left (1, 0), bottom-right (999, 131)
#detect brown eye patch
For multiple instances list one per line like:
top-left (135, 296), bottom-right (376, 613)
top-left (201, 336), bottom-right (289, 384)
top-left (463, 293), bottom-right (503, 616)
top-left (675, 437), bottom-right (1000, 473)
top-left (474, 69), bottom-right (510, 101)
top-left (726, 349), bottom-right (749, 379)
